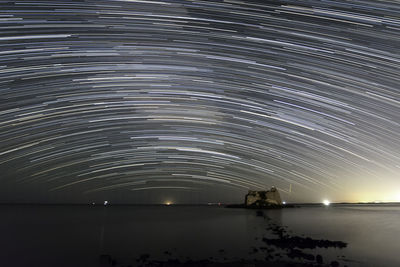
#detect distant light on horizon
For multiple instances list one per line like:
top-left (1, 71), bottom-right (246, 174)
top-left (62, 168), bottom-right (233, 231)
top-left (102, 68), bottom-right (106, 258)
top-left (282, 201), bottom-right (286, 205)
top-left (104, 200), bottom-right (108, 206)
top-left (323, 200), bottom-right (330, 206)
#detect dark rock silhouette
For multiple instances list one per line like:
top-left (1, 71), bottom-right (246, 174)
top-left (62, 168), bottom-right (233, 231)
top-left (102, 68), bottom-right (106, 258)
top-left (263, 235), bottom-right (347, 250)
top-left (316, 254), bottom-right (323, 264)
top-left (287, 249), bottom-right (315, 261)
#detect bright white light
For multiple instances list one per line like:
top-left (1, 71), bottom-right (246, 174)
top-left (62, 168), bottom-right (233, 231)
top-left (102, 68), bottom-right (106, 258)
top-left (165, 202), bottom-right (171, 206)
top-left (323, 200), bottom-right (330, 206)
top-left (104, 200), bottom-right (108, 205)
top-left (282, 201), bottom-right (286, 205)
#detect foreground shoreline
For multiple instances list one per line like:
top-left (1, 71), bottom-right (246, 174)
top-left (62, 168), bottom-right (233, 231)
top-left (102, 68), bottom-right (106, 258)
top-left (100, 209), bottom-right (348, 267)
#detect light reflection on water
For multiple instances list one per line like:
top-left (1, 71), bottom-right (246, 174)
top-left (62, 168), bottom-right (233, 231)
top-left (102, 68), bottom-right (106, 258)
top-left (0, 204), bottom-right (399, 266)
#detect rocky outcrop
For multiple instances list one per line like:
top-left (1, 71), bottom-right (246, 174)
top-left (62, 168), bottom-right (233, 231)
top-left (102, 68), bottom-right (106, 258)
top-left (245, 187), bottom-right (282, 208)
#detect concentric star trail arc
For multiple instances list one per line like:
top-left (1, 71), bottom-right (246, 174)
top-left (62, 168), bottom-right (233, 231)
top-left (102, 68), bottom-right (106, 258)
top-left (0, 0), bottom-right (399, 203)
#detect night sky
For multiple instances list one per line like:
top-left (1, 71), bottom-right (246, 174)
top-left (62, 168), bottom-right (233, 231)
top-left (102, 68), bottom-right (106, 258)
top-left (0, 0), bottom-right (399, 204)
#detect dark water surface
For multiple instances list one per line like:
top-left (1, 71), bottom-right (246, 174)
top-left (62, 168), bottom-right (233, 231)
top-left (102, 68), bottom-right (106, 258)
top-left (0, 204), bottom-right (399, 266)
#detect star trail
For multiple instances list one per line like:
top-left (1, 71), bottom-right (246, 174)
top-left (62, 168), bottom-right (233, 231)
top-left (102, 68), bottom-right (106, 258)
top-left (0, 0), bottom-right (399, 203)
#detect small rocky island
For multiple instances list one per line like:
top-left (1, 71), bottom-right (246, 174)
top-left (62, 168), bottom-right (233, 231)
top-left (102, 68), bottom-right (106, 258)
top-left (227, 186), bottom-right (289, 209)
top-left (244, 186), bottom-right (283, 208)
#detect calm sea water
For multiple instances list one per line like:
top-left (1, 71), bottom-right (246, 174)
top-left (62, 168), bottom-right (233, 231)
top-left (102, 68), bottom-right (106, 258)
top-left (0, 204), bottom-right (399, 266)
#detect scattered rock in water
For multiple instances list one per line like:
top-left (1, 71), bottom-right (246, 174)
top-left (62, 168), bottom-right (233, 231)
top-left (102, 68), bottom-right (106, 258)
top-left (316, 254), bottom-right (323, 264)
top-left (262, 223), bottom-right (346, 250)
top-left (287, 249), bottom-right (315, 261)
top-left (263, 235), bottom-right (347, 250)
top-left (257, 218), bottom-right (347, 265)
top-left (268, 224), bottom-right (287, 239)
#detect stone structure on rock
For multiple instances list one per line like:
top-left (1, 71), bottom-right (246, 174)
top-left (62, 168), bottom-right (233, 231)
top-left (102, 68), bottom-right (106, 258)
top-left (245, 186), bottom-right (282, 207)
